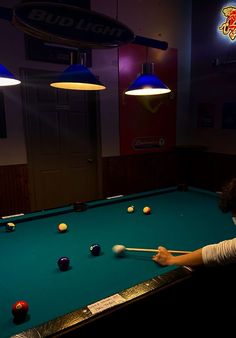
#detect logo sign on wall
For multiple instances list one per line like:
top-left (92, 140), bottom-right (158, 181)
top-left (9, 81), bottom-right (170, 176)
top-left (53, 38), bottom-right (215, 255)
top-left (219, 5), bottom-right (236, 41)
top-left (13, 2), bottom-right (135, 48)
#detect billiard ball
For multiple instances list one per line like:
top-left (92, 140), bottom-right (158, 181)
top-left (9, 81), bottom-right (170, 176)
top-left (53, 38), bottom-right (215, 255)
top-left (90, 244), bottom-right (101, 256)
top-left (6, 222), bottom-right (15, 232)
top-left (57, 256), bottom-right (70, 271)
top-left (12, 300), bottom-right (29, 320)
top-left (143, 206), bottom-right (151, 215)
top-left (58, 223), bottom-right (68, 233)
top-left (127, 205), bottom-right (135, 213)
top-left (112, 244), bottom-right (126, 256)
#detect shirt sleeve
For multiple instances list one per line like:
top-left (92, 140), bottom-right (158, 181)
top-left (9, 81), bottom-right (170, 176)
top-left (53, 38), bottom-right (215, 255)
top-left (202, 238), bottom-right (236, 266)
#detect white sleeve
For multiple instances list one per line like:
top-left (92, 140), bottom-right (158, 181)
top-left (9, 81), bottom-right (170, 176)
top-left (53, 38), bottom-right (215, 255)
top-left (202, 238), bottom-right (236, 266)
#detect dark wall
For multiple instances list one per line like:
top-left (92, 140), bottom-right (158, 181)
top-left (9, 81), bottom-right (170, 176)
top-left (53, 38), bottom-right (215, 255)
top-left (190, 0), bottom-right (236, 153)
top-left (1, 151), bottom-right (236, 216)
top-left (102, 150), bottom-right (236, 198)
top-left (191, 0), bottom-right (236, 108)
top-left (0, 164), bottom-right (30, 216)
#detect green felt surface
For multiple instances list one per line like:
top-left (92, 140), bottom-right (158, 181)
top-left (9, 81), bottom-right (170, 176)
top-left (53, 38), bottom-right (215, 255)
top-left (0, 187), bottom-right (235, 337)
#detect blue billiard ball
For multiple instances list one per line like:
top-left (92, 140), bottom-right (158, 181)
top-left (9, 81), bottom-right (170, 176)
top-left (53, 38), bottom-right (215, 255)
top-left (57, 257), bottom-right (70, 271)
top-left (90, 244), bottom-right (101, 256)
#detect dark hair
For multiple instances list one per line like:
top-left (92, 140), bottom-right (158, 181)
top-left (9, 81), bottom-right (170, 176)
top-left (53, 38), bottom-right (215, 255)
top-left (219, 178), bottom-right (236, 213)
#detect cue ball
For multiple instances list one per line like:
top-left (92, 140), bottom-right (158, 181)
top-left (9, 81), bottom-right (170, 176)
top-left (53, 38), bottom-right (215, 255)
top-left (127, 205), bottom-right (135, 213)
top-left (58, 256), bottom-right (70, 271)
top-left (12, 300), bottom-right (29, 319)
top-left (58, 223), bottom-right (68, 233)
top-left (90, 244), bottom-right (101, 256)
top-left (143, 206), bottom-right (151, 215)
top-left (6, 222), bottom-right (15, 232)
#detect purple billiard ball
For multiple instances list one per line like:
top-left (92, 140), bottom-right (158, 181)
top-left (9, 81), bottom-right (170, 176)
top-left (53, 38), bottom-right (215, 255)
top-left (57, 256), bottom-right (70, 271)
top-left (90, 244), bottom-right (101, 256)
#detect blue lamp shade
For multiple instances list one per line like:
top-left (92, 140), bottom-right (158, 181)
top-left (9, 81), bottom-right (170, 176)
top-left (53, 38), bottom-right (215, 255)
top-left (0, 64), bottom-right (21, 86)
top-left (50, 64), bottom-right (106, 90)
top-left (125, 63), bottom-right (171, 96)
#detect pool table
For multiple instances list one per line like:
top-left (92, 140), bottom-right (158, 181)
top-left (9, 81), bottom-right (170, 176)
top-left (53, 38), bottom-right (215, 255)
top-left (1, 186), bottom-right (236, 337)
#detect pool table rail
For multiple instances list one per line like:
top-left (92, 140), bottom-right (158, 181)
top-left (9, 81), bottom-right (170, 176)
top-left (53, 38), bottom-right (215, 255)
top-left (11, 266), bottom-right (192, 337)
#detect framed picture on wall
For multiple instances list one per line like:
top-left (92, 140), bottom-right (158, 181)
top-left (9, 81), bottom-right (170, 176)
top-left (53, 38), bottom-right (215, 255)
top-left (0, 90), bottom-right (7, 138)
top-left (222, 102), bottom-right (236, 129)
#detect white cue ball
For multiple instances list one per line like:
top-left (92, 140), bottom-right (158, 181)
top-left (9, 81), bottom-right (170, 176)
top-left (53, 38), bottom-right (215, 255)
top-left (112, 244), bottom-right (126, 255)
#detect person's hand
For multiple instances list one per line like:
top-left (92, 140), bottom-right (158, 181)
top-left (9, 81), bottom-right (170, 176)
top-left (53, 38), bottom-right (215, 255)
top-left (152, 246), bottom-right (174, 266)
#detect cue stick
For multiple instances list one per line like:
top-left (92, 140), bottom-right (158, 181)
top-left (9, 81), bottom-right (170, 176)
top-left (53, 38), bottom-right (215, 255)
top-left (125, 247), bottom-right (191, 254)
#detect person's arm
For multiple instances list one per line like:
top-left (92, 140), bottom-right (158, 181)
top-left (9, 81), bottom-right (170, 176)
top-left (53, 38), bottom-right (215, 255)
top-left (152, 246), bottom-right (204, 267)
top-left (153, 238), bottom-right (236, 267)
top-left (201, 238), bottom-right (236, 265)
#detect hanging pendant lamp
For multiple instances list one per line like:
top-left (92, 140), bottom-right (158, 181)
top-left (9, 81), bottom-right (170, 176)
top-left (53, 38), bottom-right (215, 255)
top-left (50, 52), bottom-right (106, 91)
top-left (0, 64), bottom-right (21, 86)
top-left (125, 62), bottom-right (170, 96)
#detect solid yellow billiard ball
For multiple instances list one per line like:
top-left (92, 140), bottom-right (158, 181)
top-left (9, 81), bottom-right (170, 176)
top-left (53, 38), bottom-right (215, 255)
top-left (143, 206), bottom-right (151, 215)
top-left (58, 223), bottom-right (68, 233)
top-left (127, 205), bottom-right (135, 213)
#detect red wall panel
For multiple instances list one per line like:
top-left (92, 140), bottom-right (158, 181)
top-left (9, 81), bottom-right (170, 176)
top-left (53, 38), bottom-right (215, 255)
top-left (119, 44), bottom-right (178, 155)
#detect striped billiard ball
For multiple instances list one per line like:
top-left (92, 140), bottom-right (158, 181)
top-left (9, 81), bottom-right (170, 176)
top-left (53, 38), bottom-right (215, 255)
top-left (6, 222), bottom-right (15, 232)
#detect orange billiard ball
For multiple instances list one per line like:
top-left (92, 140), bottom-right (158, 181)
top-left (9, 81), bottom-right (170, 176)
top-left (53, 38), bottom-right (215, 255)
top-left (58, 223), bottom-right (68, 233)
top-left (143, 206), bottom-right (151, 215)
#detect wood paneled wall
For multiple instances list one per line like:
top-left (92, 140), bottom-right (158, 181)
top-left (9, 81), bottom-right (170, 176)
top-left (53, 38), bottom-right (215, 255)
top-left (1, 151), bottom-right (236, 216)
top-left (102, 150), bottom-right (236, 197)
top-left (102, 152), bottom-right (179, 197)
top-left (188, 152), bottom-right (236, 191)
top-left (0, 164), bottom-right (30, 217)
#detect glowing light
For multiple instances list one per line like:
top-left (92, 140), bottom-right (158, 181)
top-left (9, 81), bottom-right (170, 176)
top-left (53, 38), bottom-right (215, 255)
top-left (218, 4), bottom-right (236, 41)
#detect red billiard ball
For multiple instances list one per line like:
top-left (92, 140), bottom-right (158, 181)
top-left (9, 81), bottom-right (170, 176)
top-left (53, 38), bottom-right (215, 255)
top-left (58, 256), bottom-right (70, 271)
top-left (12, 300), bottom-right (29, 320)
top-left (90, 244), bottom-right (101, 256)
top-left (143, 206), bottom-right (151, 215)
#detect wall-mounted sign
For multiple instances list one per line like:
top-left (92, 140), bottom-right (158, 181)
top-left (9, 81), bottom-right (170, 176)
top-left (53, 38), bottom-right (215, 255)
top-left (219, 6), bottom-right (236, 41)
top-left (13, 1), bottom-right (135, 48)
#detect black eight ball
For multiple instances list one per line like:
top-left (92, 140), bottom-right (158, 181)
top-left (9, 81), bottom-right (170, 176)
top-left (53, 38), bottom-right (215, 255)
top-left (90, 244), bottom-right (101, 256)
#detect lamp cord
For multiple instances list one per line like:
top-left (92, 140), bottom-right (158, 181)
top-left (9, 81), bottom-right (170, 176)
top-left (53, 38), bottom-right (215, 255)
top-left (146, 46), bottom-right (149, 63)
top-left (116, 0), bottom-right (118, 20)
